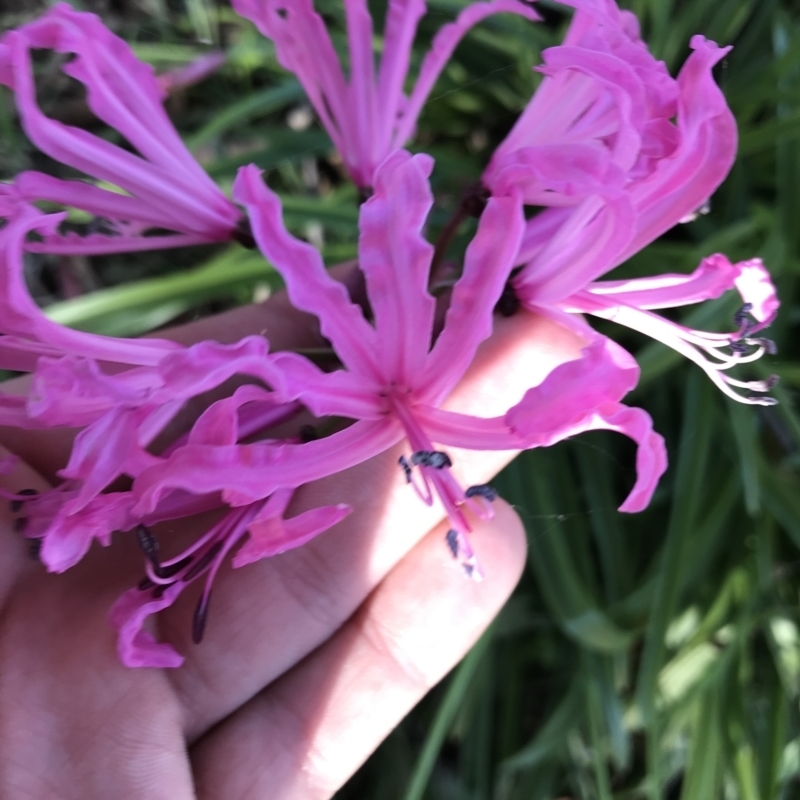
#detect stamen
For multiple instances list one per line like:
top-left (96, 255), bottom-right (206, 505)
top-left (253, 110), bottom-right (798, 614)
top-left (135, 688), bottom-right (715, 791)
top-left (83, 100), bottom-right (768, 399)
top-left (398, 455), bottom-right (412, 483)
top-left (28, 538), bottom-right (41, 561)
top-left (12, 517), bottom-right (27, 534)
top-left (149, 556), bottom-right (194, 582)
top-left (411, 450), bottom-right (452, 469)
top-left (465, 484), bottom-right (497, 502)
top-left (182, 541), bottom-right (224, 582)
top-left (445, 529), bottom-right (459, 558)
top-left (8, 488), bottom-right (38, 513)
top-left (134, 524), bottom-right (161, 568)
top-left (733, 303), bottom-right (753, 330)
top-left (192, 594), bottom-right (211, 644)
top-left (137, 576), bottom-right (156, 591)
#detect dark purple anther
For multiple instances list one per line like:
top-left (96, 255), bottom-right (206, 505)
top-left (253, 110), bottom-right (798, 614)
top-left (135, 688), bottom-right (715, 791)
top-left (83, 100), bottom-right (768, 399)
top-left (9, 488), bottom-right (38, 513)
top-left (398, 455), bottom-right (412, 483)
top-left (135, 524), bottom-right (161, 568)
top-left (733, 303), bottom-right (753, 329)
top-left (445, 529), bottom-right (459, 558)
top-left (465, 484), bottom-right (497, 502)
top-left (192, 595), bottom-right (211, 644)
top-left (411, 450), bottom-right (452, 469)
top-left (28, 538), bottom-right (42, 561)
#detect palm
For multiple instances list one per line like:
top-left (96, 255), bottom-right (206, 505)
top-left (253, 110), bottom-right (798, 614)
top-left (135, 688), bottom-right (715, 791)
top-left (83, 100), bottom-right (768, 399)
top-left (0, 300), bottom-right (577, 800)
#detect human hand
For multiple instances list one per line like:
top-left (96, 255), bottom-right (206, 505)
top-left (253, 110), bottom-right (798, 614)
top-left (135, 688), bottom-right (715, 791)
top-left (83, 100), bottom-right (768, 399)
top-left (0, 285), bottom-right (582, 800)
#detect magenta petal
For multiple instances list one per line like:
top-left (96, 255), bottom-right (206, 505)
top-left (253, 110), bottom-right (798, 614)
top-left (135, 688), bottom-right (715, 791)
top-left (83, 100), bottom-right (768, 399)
top-left (733, 258), bottom-right (779, 330)
top-left (269, 352), bottom-right (385, 420)
top-left (108, 583), bottom-right (184, 669)
top-left (414, 405), bottom-right (523, 450)
top-left (359, 151), bottom-right (436, 385)
top-left (579, 252), bottom-right (743, 309)
top-left (133, 418), bottom-right (403, 513)
top-left (0, 209), bottom-right (179, 365)
top-left (188, 385), bottom-right (275, 447)
top-left (513, 193), bottom-right (636, 306)
top-left (344, 0), bottom-right (377, 182)
top-left (376, 0), bottom-right (427, 151)
top-left (233, 491), bottom-right (351, 567)
top-left (422, 193), bottom-right (525, 403)
top-left (232, 0), bottom-right (348, 163)
top-left (234, 165), bottom-right (381, 380)
top-left (41, 492), bottom-right (133, 573)
top-left (619, 36), bottom-right (737, 262)
top-left (585, 402), bottom-right (667, 512)
top-left (506, 314), bottom-right (639, 447)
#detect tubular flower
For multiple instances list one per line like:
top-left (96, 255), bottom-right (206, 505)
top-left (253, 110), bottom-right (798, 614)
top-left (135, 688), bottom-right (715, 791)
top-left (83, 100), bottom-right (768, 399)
top-left (484, 0), bottom-right (737, 304)
top-left (0, 3), bottom-right (241, 254)
top-left (131, 152), bottom-right (666, 580)
top-left (232, 0), bottom-right (540, 188)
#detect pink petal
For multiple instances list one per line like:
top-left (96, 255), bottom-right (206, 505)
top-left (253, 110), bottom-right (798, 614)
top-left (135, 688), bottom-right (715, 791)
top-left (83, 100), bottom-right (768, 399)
top-left (41, 492), bottom-right (134, 573)
top-left (188, 385), bottom-right (276, 447)
top-left (414, 405), bottom-right (523, 450)
top-left (234, 165), bottom-right (381, 380)
top-left (233, 489), bottom-right (351, 567)
top-left (269, 352), bottom-right (385, 420)
top-left (422, 192), bottom-right (524, 404)
top-left (513, 192), bottom-right (635, 306)
top-left (133, 418), bottom-right (403, 513)
top-left (575, 401), bottom-right (667, 512)
top-left (359, 151), bottom-right (437, 386)
top-left (618, 36), bottom-right (737, 262)
top-left (344, 0), bottom-right (377, 181)
top-left (108, 583), bottom-right (185, 669)
top-left (734, 258), bottom-right (779, 330)
top-left (505, 314), bottom-right (640, 448)
top-left (0, 209), bottom-right (179, 366)
top-left (232, 0), bottom-right (348, 162)
top-left (580, 252), bottom-right (742, 309)
top-left (376, 0), bottom-right (427, 153)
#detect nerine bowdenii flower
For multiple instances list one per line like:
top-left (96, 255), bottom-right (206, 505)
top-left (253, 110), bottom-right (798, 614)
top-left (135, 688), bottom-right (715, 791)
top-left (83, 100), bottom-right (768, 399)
top-left (482, 0), bottom-right (778, 405)
top-left (0, 4), bottom-right (242, 254)
top-left (131, 152), bottom-right (666, 584)
top-left (232, 0), bottom-right (540, 188)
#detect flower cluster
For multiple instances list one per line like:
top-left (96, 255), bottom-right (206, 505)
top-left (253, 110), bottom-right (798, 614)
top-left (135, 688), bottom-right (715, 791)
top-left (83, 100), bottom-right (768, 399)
top-left (0, 0), bottom-right (778, 668)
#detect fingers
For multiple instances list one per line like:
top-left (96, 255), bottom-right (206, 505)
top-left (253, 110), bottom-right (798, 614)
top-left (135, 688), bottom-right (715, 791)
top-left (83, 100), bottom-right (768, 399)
top-left (191, 499), bottom-right (527, 800)
top-left (164, 310), bottom-right (582, 741)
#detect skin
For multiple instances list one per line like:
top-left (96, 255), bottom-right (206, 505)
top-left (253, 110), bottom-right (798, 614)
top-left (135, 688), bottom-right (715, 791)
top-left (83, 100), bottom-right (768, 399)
top-left (0, 282), bottom-right (583, 800)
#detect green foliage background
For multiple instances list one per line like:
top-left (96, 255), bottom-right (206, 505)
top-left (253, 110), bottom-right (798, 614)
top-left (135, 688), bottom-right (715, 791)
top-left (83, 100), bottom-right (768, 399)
top-left (2, 0), bottom-right (800, 797)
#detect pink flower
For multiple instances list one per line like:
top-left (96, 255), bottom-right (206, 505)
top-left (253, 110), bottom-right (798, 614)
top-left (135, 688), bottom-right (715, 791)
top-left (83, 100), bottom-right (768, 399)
top-left (0, 4), bottom-right (241, 254)
top-left (232, 0), bottom-right (540, 188)
top-left (485, 0), bottom-right (737, 304)
top-left (131, 152), bottom-right (666, 579)
top-left (481, 0), bottom-right (777, 407)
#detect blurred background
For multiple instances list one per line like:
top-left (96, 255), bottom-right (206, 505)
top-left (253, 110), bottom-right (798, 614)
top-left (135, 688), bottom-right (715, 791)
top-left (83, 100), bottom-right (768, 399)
top-left (1, 0), bottom-right (799, 797)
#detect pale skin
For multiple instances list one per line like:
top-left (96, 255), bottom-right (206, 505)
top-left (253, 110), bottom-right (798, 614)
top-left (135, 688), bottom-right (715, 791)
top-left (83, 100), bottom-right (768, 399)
top-left (0, 279), bottom-right (583, 800)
